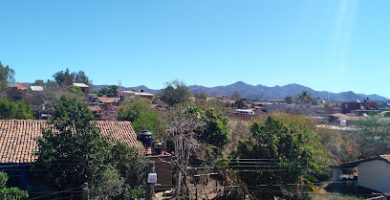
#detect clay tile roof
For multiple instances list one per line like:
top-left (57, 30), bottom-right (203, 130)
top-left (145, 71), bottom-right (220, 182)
top-left (0, 120), bottom-right (143, 164)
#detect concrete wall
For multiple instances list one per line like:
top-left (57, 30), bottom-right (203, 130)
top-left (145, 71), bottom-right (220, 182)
top-left (358, 159), bottom-right (390, 192)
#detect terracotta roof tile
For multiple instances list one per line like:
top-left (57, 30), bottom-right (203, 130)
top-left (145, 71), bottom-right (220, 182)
top-left (0, 120), bottom-right (143, 164)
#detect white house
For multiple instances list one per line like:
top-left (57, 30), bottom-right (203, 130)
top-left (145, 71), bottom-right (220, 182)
top-left (338, 155), bottom-right (390, 194)
top-left (357, 155), bottom-right (390, 193)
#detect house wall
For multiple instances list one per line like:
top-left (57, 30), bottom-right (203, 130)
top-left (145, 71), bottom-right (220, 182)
top-left (358, 160), bottom-right (390, 192)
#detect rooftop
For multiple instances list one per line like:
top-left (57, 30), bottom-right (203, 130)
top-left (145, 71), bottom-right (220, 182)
top-left (0, 120), bottom-right (143, 164)
top-left (72, 82), bottom-right (90, 88)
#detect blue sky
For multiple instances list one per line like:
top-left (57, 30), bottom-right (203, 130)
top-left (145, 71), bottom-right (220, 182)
top-left (0, 0), bottom-right (389, 97)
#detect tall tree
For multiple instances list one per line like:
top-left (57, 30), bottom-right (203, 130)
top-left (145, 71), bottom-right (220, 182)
top-left (53, 68), bottom-right (74, 87)
top-left (0, 62), bottom-right (15, 89)
top-left (35, 96), bottom-right (110, 191)
top-left (35, 96), bottom-right (145, 199)
top-left (74, 71), bottom-right (90, 84)
top-left (160, 80), bottom-right (191, 106)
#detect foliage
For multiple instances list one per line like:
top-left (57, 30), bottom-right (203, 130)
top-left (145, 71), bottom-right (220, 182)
top-left (231, 113), bottom-right (330, 199)
top-left (297, 91), bottom-right (314, 104)
top-left (0, 98), bottom-right (33, 119)
top-left (117, 97), bottom-right (165, 135)
top-left (110, 143), bottom-right (147, 186)
top-left (160, 80), bottom-right (191, 106)
top-left (90, 165), bottom-right (125, 199)
top-left (98, 85), bottom-right (119, 97)
top-left (0, 62), bottom-right (15, 89)
top-left (196, 109), bottom-right (229, 149)
top-left (117, 97), bottom-right (151, 122)
top-left (35, 96), bottom-right (146, 199)
top-left (194, 93), bottom-right (208, 101)
top-left (317, 128), bottom-right (359, 163)
top-left (133, 111), bottom-right (165, 135)
top-left (0, 172), bottom-right (29, 199)
top-left (53, 68), bottom-right (90, 87)
top-left (351, 118), bottom-right (390, 157)
top-left (33, 79), bottom-right (45, 86)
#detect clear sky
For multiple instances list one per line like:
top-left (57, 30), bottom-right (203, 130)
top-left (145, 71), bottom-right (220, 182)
top-left (0, 0), bottom-right (389, 97)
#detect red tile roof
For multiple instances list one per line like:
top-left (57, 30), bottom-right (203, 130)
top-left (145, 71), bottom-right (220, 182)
top-left (0, 120), bottom-right (143, 164)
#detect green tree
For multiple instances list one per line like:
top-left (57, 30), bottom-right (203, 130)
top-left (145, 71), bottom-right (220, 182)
top-left (0, 62), bottom-right (15, 89)
top-left (12, 100), bottom-right (34, 119)
top-left (196, 109), bottom-right (229, 148)
top-left (53, 68), bottom-right (74, 87)
top-left (98, 85), bottom-right (119, 97)
top-left (35, 96), bottom-right (111, 192)
top-left (117, 97), bottom-right (165, 135)
top-left (110, 143), bottom-right (146, 186)
top-left (160, 80), bottom-right (191, 106)
top-left (0, 172), bottom-right (29, 199)
top-left (0, 99), bottom-right (33, 119)
top-left (231, 113), bottom-right (330, 199)
top-left (33, 79), bottom-right (45, 86)
top-left (35, 96), bottom-right (146, 199)
top-left (0, 99), bottom-right (12, 119)
top-left (74, 71), bottom-right (90, 84)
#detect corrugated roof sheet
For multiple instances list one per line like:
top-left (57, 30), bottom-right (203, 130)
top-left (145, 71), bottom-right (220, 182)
top-left (30, 86), bottom-right (44, 91)
top-left (72, 83), bottom-right (90, 88)
top-left (0, 120), bottom-right (143, 164)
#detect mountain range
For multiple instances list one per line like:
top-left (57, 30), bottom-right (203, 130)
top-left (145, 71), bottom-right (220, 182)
top-left (92, 81), bottom-right (388, 102)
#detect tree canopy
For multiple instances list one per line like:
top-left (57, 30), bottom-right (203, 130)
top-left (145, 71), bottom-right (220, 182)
top-left (117, 97), bottom-right (165, 135)
top-left (97, 85), bottom-right (119, 97)
top-left (53, 68), bottom-right (90, 87)
top-left (35, 96), bottom-right (146, 199)
top-left (231, 113), bottom-right (330, 199)
top-left (0, 172), bottom-right (28, 199)
top-left (0, 62), bottom-right (15, 89)
top-left (0, 99), bottom-right (34, 119)
top-left (160, 80), bottom-right (191, 106)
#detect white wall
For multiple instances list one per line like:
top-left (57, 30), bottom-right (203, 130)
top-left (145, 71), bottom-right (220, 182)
top-left (358, 159), bottom-right (390, 192)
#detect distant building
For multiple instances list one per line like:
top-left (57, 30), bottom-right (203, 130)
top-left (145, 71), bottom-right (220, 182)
top-left (329, 113), bottom-right (364, 126)
top-left (7, 82), bottom-right (29, 91)
top-left (121, 90), bottom-right (154, 99)
top-left (30, 86), bottom-right (44, 92)
top-left (72, 82), bottom-right (90, 96)
top-left (342, 102), bottom-right (362, 114)
top-left (342, 100), bottom-right (378, 114)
